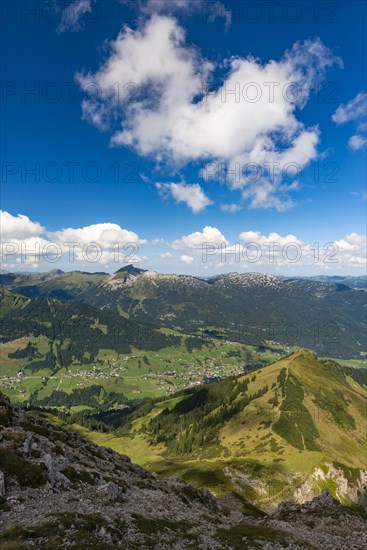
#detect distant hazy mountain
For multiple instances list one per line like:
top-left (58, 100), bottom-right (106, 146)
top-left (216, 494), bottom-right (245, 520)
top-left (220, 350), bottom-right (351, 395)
top-left (1, 267), bottom-right (366, 358)
top-left (282, 275), bottom-right (367, 289)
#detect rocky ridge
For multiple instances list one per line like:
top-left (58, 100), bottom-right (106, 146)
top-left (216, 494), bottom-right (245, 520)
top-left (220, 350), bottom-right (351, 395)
top-left (0, 393), bottom-right (366, 549)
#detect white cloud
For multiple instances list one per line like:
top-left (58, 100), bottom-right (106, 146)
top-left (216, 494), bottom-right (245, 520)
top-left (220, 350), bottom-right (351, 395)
top-left (169, 227), bottom-right (366, 272)
top-left (1, 212), bottom-right (366, 274)
top-left (49, 222), bottom-right (145, 265)
top-left (334, 232), bottom-right (366, 252)
top-left (0, 211), bottom-right (49, 267)
top-left (156, 181), bottom-right (213, 213)
top-left (332, 92), bottom-right (367, 124)
top-left (333, 233), bottom-right (367, 268)
top-left (76, 15), bottom-right (212, 151)
top-left (237, 230), bottom-right (304, 263)
top-left (351, 191), bottom-right (367, 201)
top-left (333, 92), bottom-right (367, 151)
top-left (77, 15), bottom-right (339, 210)
top-left (348, 134), bottom-right (367, 151)
top-left (0, 212), bottom-right (146, 269)
top-left (49, 222), bottom-right (143, 248)
top-left (57, 0), bottom-right (93, 33)
top-left (80, 98), bottom-right (109, 131)
top-left (237, 231), bottom-right (366, 270)
top-left (180, 254), bottom-right (194, 264)
top-left (0, 211), bottom-right (45, 241)
top-left (238, 231), bottom-right (302, 248)
top-left (171, 226), bottom-right (228, 251)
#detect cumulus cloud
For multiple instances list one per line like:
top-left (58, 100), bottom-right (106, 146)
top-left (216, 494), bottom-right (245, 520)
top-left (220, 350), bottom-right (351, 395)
top-left (0, 212), bottom-right (146, 269)
top-left (333, 233), bottom-right (367, 268)
top-left (239, 230), bottom-right (302, 246)
top-left (348, 134), bottom-right (367, 151)
top-left (49, 222), bottom-right (143, 248)
top-left (1, 212), bottom-right (366, 273)
top-left (238, 231), bottom-right (366, 269)
top-left (0, 211), bottom-right (45, 241)
top-left (156, 181), bottom-right (213, 213)
top-left (77, 15), bottom-right (339, 210)
top-left (333, 92), bottom-right (367, 151)
top-left (57, 0), bottom-right (93, 33)
top-left (76, 15), bottom-right (212, 148)
top-left (180, 254), bottom-right (194, 264)
top-left (169, 226), bottom-right (366, 271)
top-left (0, 211), bottom-right (49, 267)
top-left (334, 232), bottom-right (366, 252)
top-left (49, 222), bottom-right (145, 265)
top-left (170, 226), bottom-right (228, 252)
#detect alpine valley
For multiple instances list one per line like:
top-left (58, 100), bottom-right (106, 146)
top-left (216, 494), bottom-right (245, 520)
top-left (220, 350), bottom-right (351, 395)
top-left (3, 0), bottom-right (367, 546)
top-left (0, 268), bottom-right (366, 549)
top-left (1, 265), bottom-right (366, 357)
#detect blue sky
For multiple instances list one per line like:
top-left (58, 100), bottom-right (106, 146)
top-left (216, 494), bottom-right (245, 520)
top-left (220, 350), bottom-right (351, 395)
top-left (1, 0), bottom-right (366, 275)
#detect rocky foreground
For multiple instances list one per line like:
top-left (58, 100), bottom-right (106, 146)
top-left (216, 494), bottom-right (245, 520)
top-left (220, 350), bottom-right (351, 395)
top-left (0, 393), bottom-right (366, 549)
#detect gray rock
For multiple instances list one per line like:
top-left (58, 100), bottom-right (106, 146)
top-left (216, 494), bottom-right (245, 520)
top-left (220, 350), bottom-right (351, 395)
top-left (1, 391), bottom-right (366, 550)
top-left (0, 471), bottom-right (6, 497)
top-left (277, 501), bottom-right (294, 514)
top-left (23, 432), bottom-right (34, 457)
top-left (40, 452), bottom-right (70, 490)
top-left (318, 488), bottom-right (334, 505)
top-left (97, 481), bottom-right (124, 501)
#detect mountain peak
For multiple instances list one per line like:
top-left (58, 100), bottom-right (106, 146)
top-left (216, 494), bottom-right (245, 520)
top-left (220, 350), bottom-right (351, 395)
top-left (36, 269), bottom-right (65, 282)
top-left (114, 265), bottom-right (148, 276)
top-left (209, 271), bottom-right (284, 290)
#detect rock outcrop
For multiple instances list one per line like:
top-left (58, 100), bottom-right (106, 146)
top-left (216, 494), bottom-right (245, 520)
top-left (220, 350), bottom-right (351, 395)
top-left (0, 394), bottom-right (366, 549)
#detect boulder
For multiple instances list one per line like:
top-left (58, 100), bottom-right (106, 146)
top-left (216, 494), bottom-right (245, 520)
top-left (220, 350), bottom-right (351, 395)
top-left (23, 433), bottom-right (34, 457)
top-left (0, 471), bottom-right (6, 497)
top-left (97, 481), bottom-right (124, 501)
top-left (40, 452), bottom-right (70, 491)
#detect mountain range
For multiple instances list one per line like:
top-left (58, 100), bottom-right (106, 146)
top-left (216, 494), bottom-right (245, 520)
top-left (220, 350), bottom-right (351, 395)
top-left (1, 270), bottom-right (367, 548)
top-left (1, 267), bottom-right (366, 358)
top-left (282, 275), bottom-right (367, 289)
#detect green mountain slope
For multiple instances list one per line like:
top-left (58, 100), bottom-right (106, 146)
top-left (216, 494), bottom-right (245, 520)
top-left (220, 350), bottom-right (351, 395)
top-left (0, 287), bottom-right (183, 405)
top-left (2, 392), bottom-right (366, 549)
top-left (0, 287), bottom-right (180, 360)
top-left (66, 350), bottom-right (367, 512)
top-left (2, 267), bottom-right (366, 358)
top-left (1, 288), bottom-right (278, 408)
